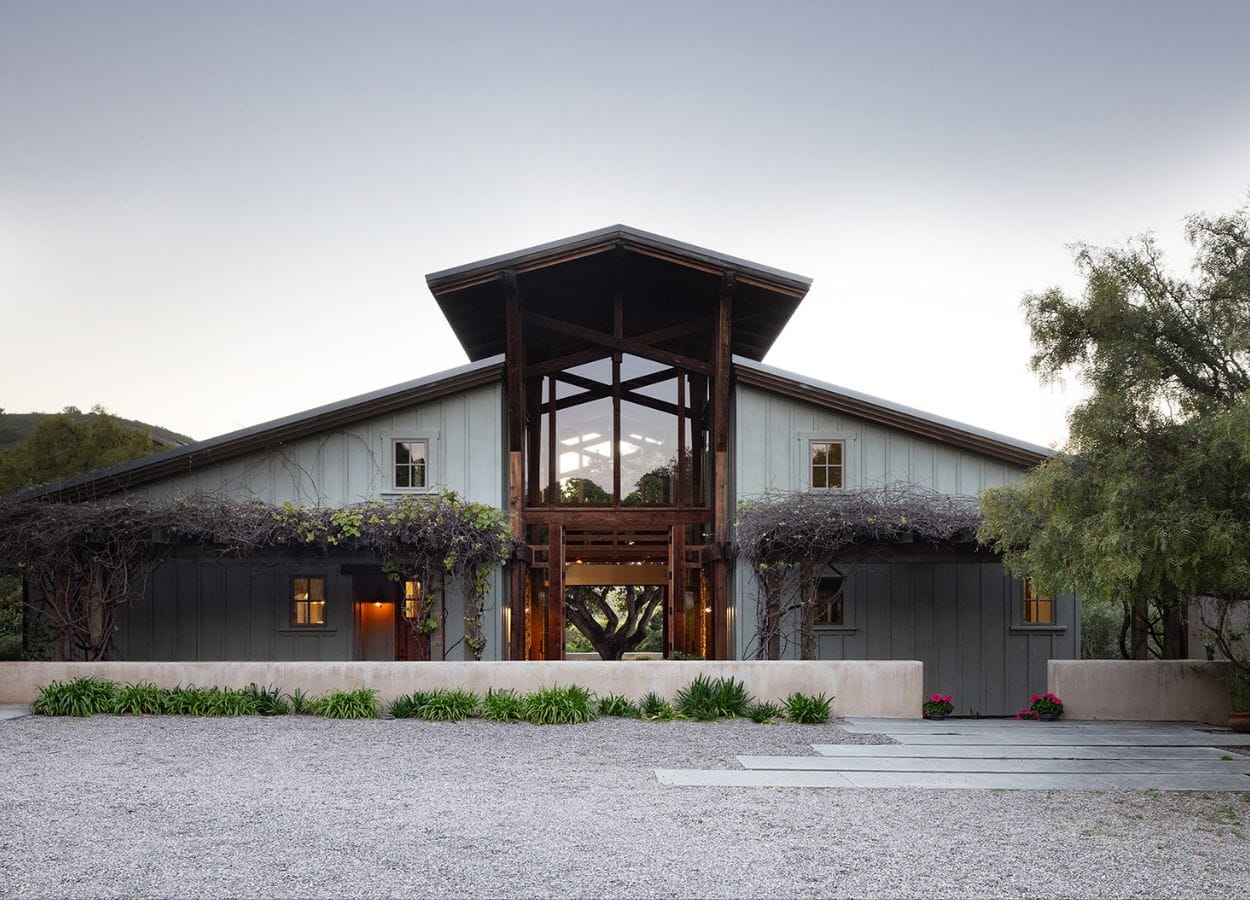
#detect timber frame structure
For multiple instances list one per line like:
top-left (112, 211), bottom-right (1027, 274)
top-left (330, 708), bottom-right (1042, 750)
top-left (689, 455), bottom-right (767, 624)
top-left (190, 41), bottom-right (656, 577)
top-left (427, 225), bottom-right (813, 660)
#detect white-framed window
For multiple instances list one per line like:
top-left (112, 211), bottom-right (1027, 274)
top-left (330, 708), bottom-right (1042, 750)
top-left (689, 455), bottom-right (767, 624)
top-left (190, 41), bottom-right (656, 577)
top-left (810, 439), bottom-right (845, 489)
top-left (383, 432), bottom-right (438, 493)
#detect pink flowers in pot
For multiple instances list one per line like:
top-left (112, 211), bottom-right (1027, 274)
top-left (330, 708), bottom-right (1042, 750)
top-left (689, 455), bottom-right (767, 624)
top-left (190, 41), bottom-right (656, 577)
top-left (923, 693), bottom-right (954, 718)
top-left (1017, 692), bottom-right (1063, 720)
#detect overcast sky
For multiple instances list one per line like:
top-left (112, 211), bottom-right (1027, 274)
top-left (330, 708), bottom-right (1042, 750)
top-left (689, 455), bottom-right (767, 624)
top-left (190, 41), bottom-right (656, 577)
top-left (2, 0), bottom-right (1248, 448)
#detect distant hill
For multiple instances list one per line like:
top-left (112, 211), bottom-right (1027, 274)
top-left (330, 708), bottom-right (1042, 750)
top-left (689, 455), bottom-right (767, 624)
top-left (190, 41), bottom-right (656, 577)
top-left (0, 410), bottom-right (194, 451)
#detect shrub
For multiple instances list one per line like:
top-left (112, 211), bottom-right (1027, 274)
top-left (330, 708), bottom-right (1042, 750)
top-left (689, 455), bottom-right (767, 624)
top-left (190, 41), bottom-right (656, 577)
top-left (523, 684), bottom-right (597, 725)
top-left (746, 700), bottom-right (784, 724)
top-left (480, 688), bottom-right (526, 722)
top-left (785, 691), bottom-right (832, 724)
top-left (285, 687), bottom-right (317, 715)
top-left (315, 687), bottom-right (380, 719)
top-left (639, 690), bottom-right (676, 721)
top-left (241, 683), bottom-right (288, 716)
top-left (596, 693), bottom-right (640, 718)
top-left (419, 688), bottom-right (479, 721)
top-left (675, 675), bottom-right (752, 720)
top-left (112, 681), bottom-right (167, 716)
top-left (31, 676), bottom-right (119, 717)
top-left (387, 690), bottom-right (431, 719)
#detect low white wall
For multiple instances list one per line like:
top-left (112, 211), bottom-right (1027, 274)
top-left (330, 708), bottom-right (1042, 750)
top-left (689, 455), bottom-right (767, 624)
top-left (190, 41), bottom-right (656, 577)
top-left (1048, 660), bottom-right (1234, 725)
top-left (0, 660), bottom-right (922, 718)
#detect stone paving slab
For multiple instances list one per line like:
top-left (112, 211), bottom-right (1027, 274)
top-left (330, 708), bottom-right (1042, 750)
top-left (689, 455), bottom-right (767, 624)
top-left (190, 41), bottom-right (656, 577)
top-left (655, 767), bottom-right (1250, 791)
top-left (737, 754), bottom-right (1250, 774)
top-left (812, 743), bottom-right (1237, 759)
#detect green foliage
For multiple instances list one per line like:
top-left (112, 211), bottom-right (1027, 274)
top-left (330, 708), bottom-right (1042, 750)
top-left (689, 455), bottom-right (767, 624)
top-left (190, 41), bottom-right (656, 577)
top-left (522, 684), bottom-right (597, 725)
top-left (241, 683), bottom-right (288, 716)
top-left (638, 690), bottom-right (675, 721)
top-left (746, 700), bottom-right (784, 723)
top-left (418, 687), bottom-right (479, 721)
top-left (387, 690), bottom-right (431, 719)
top-left (674, 674), bottom-right (753, 721)
top-left (31, 675), bottom-right (119, 716)
top-left (314, 687), bottom-right (380, 719)
top-left (480, 687), bottom-right (527, 722)
top-left (596, 693), bottom-right (640, 718)
top-left (0, 407), bottom-right (159, 494)
top-left (112, 681), bottom-right (167, 715)
top-left (980, 198), bottom-right (1250, 672)
top-left (285, 688), bottom-right (317, 715)
top-left (785, 691), bottom-right (832, 724)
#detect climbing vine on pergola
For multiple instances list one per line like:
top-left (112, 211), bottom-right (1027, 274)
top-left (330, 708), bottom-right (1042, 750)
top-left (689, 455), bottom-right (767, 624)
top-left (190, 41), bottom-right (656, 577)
top-left (0, 493), bottom-right (515, 661)
top-left (735, 487), bottom-right (982, 660)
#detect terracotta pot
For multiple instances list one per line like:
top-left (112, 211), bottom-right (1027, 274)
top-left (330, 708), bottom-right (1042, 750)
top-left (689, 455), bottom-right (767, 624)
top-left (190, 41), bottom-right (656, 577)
top-left (1229, 711), bottom-right (1250, 734)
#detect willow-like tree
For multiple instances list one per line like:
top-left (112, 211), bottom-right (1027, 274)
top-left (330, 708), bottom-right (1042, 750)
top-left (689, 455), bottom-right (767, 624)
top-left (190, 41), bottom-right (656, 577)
top-left (979, 199), bottom-right (1250, 666)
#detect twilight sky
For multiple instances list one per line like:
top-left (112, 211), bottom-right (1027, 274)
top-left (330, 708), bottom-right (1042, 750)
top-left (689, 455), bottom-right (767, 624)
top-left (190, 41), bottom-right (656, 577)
top-left (2, 0), bottom-right (1248, 448)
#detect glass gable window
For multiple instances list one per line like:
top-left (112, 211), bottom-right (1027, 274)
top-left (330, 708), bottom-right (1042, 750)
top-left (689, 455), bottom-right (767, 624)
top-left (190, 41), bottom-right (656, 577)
top-left (394, 440), bottom-right (428, 489)
top-left (292, 576), bottom-right (327, 626)
top-left (811, 441), bottom-right (844, 489)
top-left (1023, 578), bottom-right (1055, 625)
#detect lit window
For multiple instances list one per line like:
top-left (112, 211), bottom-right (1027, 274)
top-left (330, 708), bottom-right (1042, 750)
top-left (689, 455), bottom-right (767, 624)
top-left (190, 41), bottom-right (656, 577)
top-left (403, 579), bottom-right (422, 620)
top-left (813, 573), bottom-right (845, 626)
top-left (394, 440), bottom-right (428, 489)
top-left (1023, 578), bottom-right (1055, 625)
top-left (292, 576), bottom-right (327, 626)
top-left (811, 441), bottom-right (844, 489)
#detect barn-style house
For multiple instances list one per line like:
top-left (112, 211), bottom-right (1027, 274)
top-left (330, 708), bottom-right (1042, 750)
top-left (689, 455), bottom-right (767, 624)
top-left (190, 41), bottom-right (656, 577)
top-left (20, 226), bottom-right (1075, 715)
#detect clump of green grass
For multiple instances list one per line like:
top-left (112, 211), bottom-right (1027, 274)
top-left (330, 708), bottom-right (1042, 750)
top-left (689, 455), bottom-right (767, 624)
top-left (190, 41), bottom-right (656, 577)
top-left (315, 687), bottom-right (380, 719)
top-left (241, 683), bottom-right (288, 716)
top-left (785, 691), bottom-right (832, 724)
top-left (675, 675), bottom-right (752, 720)
top-left (111, 681), bottom-right (167, 716)
top-left (596, 692), bottom-right (640, 718)
top-left (639, 690), bottom-right (676, 721)
top-left (419, 687), bottom-right (479, 721)
top-left (285, 688), bottom-right (317, 715)
top-left (31, 676), bottom-right (119, 717)
top-left (480, 688), bottom-right (526, 722)
top-left (387, 690), bottom-right (432, 719)
top-left (746, 700), bottom-right (784, 724)
top-left (523, 684), bottom-right (597, 724)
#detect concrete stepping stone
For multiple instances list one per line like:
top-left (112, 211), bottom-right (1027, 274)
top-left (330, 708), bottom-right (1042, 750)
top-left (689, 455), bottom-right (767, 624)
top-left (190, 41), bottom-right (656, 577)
top-left (737, 755), bottom-right (1250, 774)
top-left (655, 768), bottom-right (1250, 791)
top-left (812, 743), bottom-right (1236, 759)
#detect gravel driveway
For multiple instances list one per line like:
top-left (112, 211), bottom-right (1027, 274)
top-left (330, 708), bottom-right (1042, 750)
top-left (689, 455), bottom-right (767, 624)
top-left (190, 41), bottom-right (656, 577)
top-left (1, 715), bottom-right (1248, 898)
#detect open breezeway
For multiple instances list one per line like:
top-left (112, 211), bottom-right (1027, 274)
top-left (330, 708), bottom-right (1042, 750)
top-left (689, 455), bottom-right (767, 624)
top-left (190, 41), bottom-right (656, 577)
top-left (657, 718), bottom-right (1250, 791)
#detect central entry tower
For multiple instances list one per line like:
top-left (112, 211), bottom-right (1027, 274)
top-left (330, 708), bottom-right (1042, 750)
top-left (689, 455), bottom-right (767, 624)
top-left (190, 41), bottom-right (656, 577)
top-left (426, 226), bottom-right (812, 659)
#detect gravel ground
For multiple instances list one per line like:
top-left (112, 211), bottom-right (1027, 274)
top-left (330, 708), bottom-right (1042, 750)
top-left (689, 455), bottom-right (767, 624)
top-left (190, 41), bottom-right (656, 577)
top-left (2, 715), bottom-right (1249, 899)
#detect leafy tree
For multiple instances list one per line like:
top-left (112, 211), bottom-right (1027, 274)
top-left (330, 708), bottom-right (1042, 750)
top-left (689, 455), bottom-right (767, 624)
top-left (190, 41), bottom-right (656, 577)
top-left (980, 199), bottom-right (1250, 671)
top-left (0, 406), bottom-right (157, 495)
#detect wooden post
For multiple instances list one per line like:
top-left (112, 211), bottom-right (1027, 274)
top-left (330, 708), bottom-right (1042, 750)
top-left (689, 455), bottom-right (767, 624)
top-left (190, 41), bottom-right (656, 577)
top-left (503, 270), bottom-right (527, 660)
top-left (711, 272), bottom-right (734, 660)
top-left (546, 524), bottom-right (564, 660)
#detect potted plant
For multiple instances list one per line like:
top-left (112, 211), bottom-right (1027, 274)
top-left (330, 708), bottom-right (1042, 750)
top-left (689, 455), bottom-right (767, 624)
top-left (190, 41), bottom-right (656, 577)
top-left (1026, 692), bottom-right (1063, 721)
top-left (1228, 669), bottom-right (1250, 734)
top-left (923, 694), bottom-right (954, 720)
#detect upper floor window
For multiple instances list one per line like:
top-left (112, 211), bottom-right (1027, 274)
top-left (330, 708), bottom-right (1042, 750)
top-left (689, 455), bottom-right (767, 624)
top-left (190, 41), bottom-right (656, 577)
top-left (393, 439), bottom-right (428, 489)
top-left (292, 576), bottom-right (327, 626)
top-left (1023, 578), bottom-right (1055, 625)
top-left (810, 440), bottom-right (844, 489)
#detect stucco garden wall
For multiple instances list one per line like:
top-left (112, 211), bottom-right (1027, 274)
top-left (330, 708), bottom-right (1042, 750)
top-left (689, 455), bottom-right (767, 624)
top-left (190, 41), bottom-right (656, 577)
top-left (1048, 659), bottom-right (1235, 725)
top-left (0, 659), bottom-right (922, 718)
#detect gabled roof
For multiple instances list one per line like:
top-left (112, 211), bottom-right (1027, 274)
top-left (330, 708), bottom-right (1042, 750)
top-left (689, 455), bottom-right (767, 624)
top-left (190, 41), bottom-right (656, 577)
top-left (17, 356), bottom-right (505, 502)
top-left (426, 225), bottom-right (813, 363)
top-left (733, 357), bottom-right (1053, 468)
